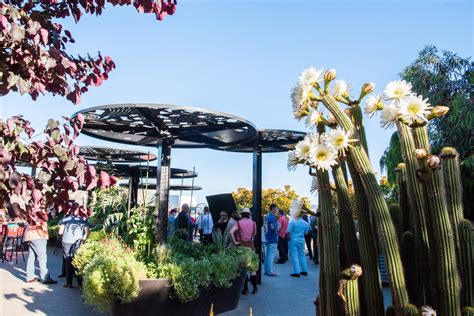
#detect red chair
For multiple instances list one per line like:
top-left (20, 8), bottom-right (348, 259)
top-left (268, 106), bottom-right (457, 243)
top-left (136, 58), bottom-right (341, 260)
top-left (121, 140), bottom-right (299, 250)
top-left (2, 223), bottom-right (27, 263)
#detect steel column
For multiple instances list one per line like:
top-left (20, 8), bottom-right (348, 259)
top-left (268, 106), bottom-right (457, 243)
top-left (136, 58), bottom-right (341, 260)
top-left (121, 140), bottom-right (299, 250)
top-left (252, 145), bottom-right (263, 284)
top-left (155, 138), bottom-right (173, 244)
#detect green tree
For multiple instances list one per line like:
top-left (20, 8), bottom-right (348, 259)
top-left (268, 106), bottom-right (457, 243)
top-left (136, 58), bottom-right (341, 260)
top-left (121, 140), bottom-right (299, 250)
top-left (399, 45), bottom-right (474, 217)
top-left (232, 185), bottom-right (303, 214)
top-left (379, 132), bottom-right (403, 183)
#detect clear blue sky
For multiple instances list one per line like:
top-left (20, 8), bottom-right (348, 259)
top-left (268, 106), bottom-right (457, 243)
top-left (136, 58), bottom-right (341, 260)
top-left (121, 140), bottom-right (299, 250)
top-left (1, 0), bottom-right (472, 208)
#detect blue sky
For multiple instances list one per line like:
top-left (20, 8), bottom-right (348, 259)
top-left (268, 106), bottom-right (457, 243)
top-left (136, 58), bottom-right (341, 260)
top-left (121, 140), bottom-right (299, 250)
top-left (1, 0), bottom-right (472, 208)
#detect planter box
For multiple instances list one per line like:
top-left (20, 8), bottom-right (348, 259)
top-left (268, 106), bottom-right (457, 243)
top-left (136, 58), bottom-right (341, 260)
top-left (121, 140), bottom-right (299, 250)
top-left (112, 269), bottom-right (247, 316)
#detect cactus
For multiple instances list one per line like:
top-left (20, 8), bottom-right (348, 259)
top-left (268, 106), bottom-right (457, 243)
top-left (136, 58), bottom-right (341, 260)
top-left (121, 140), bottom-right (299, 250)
top-left (396, 121), bottom-right (431, 305)
top-left (321, 94), bottom-right (409, 310)
top-left (395, 164), bottom-right (413, 233)
top-left (401, 231), bottom-right (422, 306)
top-left (389, 204), bottom-right (403, 244)
top-left (464, 307), bottom-right (474, 316)
top-left (411, 125), bottom-right (461, 316)
top-left (333, 163), bottom-right (361, 267)
top-left (317, 167), bottom-right (341, 316)
top-left (459, 220), bottom-right (474, 307)
top-left (386, 305), bottom-right (419, 316)
top-left (338, 265), bottom-right (363, 316)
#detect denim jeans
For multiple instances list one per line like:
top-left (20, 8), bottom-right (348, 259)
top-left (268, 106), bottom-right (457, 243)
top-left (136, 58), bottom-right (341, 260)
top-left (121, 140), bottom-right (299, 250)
top-left (264, 242), bottom-right (277, 274)
top-left (26, 238), bottom-right (50, 282)
top-left (289, 239), bottom-right (308, 274)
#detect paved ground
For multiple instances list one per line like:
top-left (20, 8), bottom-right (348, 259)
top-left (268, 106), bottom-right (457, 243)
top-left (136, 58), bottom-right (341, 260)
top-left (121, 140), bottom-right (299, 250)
top-left (1, 247), bottom-right (391, 315)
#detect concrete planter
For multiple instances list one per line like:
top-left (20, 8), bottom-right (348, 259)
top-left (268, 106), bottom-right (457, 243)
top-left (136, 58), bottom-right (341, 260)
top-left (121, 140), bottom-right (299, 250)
top-left (111, 269), bottom-right (247, 316)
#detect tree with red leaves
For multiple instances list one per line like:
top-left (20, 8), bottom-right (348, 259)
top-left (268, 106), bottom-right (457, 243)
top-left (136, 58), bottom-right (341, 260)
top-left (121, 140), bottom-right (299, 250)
top-left (0, 0), bottom-right (177, 104)
top-left (0, 114), bottom-right (117, 225)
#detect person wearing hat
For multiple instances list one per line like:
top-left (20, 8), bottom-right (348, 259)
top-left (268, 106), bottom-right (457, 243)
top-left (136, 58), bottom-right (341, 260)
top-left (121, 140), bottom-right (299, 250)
top-left (287, 202), bottom-right (310, 277)
top-left (229, 208), bottom-right (258, 295)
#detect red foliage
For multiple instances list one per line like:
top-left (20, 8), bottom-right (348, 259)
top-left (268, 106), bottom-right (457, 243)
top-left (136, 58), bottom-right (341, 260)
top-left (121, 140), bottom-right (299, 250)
top-left (0, 115), bottom-right (117, 225)
top-left (0, 0), bottom-right (177, 104)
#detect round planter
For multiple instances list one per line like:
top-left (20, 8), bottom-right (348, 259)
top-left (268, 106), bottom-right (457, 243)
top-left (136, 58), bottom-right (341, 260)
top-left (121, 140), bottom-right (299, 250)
top-left (111, 269), bottom-right (247, 316)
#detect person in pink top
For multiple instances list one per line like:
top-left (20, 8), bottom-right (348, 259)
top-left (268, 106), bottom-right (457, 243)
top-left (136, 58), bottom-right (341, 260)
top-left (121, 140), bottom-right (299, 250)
top-left (229, 208), bottom-right (258, 295)
top-left (276, 209), bottom-right (289, 264)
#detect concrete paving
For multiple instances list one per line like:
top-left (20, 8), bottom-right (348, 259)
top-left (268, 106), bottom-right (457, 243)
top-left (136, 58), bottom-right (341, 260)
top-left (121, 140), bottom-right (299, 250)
top-left (1, 247), bottom-right (391, 315)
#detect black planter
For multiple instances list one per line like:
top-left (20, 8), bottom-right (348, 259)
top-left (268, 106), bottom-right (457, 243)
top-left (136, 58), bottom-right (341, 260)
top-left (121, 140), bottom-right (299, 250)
top-left (112, 269), bottom-right (247, 316)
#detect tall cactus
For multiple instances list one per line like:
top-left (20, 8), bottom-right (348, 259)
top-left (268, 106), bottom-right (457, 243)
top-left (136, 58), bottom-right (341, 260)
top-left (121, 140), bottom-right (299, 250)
top-left (396, 121), bottom-right (431, 305)
top-left (389, 204), bottom-right (403, 244)
top-left (395, 163), bottom-right (412, 233)
top-left (333, 163), bottom-right (361, 267)
top-left (458, 220), bottom-right (474, 308)
top-left (338, 265), bottom-right (363, 316)
top-left (317, 167), bottom-right (341, 315)
top-left (411, 125), bottom-right (461, 316)
top-left (401, 231), bottom-right (422, 306)
top-left (321, 94), bottom-right (409, 310)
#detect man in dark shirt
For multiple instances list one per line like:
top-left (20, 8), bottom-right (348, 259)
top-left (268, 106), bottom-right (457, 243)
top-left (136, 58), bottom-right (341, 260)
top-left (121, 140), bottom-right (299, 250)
top-left (176, 203), bottom-right (193, 241)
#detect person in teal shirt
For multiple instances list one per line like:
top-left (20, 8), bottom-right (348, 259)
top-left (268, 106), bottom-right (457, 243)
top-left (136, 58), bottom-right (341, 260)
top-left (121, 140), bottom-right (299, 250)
top-left (288, 211), bottom-right (310, 277)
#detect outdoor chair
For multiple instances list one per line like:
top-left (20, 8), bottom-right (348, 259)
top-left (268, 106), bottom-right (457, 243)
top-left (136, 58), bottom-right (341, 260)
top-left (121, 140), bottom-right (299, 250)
top-left (2, 223), bottom-right (27, 263)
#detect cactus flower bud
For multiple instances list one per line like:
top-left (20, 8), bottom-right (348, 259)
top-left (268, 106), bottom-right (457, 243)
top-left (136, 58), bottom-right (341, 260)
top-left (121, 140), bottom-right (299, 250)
top-left (427, 155), bottom-right (441, 169)
top-left (421, 306), bottom-right (436, 316)
top-left (361, 82), bottom-right (376, 94)
top-left (324, 69), bottom-right (337, 82)
top-left (350, 264), bottom-right (362, 278)
top-left (415, 148), bottom-right (428, 160)
top-left (430, 106), bottom-right (449, 119)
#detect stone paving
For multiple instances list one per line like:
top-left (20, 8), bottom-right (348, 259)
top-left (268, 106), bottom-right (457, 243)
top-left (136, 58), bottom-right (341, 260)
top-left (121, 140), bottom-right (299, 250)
top-left (1, 247), bottom-right (391, 315)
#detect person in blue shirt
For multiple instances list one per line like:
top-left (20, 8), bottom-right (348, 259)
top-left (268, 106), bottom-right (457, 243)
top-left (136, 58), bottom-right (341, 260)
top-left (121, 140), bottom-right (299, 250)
top-left (288, 209), bottom-right (310, 277)
top-left (264, 204), bottom-right (279, 276)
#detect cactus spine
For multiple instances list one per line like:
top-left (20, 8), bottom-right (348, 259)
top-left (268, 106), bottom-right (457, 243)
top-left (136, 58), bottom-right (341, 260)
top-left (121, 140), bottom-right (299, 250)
top-left (395, 163), bottom-right (413, 233)
top-left (317, 167), bottom-right (341, 315)
top-left (458, 220), bottom-right (474, 308)
top-left (333, 163), bottom-right (361, 267)
top-left (321, 94), bottom-right (409, 310)
top-left (412, 125), bottom-right (461, 316)
top-left (338, 265), bottom-right (362, 316)
top-left (389, 204), bottom-right (403, 244)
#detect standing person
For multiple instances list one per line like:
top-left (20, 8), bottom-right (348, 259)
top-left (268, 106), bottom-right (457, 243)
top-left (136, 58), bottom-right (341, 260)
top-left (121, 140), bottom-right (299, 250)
top-left (263, 204), bottom-right (279, 276)
top-left (215, 211), bottom-right (229, 235)
top-left (310, 213), bottom-right (319, 264)
top-left (176, 203), bottom-right (193, 241)
top-left (229, 208), bottom-right (258, 295)
top-left (302, 214), bottom-right (314, 261)
top-left (276, 210), bottom-right (289, 264)
top-left (198, 206), bottom-right (214, 245)
top-left (288, 208), bottom-right (310, 277)
top-left (58, 206), bottom-right (90, 288)
top-left (167, 208), bottom-right (178, 237)
top-left (24, 202), bottom-right (57, 284)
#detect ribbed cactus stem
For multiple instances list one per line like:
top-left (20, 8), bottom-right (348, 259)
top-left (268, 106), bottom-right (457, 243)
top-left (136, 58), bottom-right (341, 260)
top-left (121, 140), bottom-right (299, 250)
top-left (321, 94), bottom-right (409, 310)
top-left (395, 164), bottom-right (412, 233)
top-left (389, 204), bottom-right (403, 244)
top-left (317, 168), bottom-right (341, 315)
top-left (333, 164), bottom-right (361, 267)
top-left (349, 104), bottom-right (369, 155)
top-left (458, 220), bottom-right (474, 307)
top-left (338, 265), bottom-right (362, 316)
top-left (412, 125), bottom-right (461, 316)
top-left (440, 147), bottom-right (464, 254)
top-left (464, 307), bottom-right (474, 316)
top-left (401, 231), bottom-right (422, 306)
top-left (396, 121), bottom-right (431, 305)
top-left (386, 304), bottom-right (419, 316)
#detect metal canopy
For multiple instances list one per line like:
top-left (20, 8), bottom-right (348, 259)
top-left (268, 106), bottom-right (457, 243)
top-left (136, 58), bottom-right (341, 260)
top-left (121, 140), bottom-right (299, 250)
top-left (73, 104), bottom-right (258, 149)
top-left (119, 183), bottom-right (202, 191)
top-left (217, 129), bottom-right (306, 153)
top-left (79, 146), bottom-right (157, 162)
top-left (94, 163), bottom-right (198, 179)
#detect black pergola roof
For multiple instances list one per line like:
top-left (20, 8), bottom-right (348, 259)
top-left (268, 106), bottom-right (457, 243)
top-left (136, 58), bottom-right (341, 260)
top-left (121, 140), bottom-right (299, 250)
top-left (217, 129), bottom-right (306, 153)
top-left (119, 183), bottom-right (202, 191)
top-left (73, 104), bottom-right (258, 149)
top-left (94, 163), bottom-right (198, 179)
top-left (79, 146), bottom-right (157, 162)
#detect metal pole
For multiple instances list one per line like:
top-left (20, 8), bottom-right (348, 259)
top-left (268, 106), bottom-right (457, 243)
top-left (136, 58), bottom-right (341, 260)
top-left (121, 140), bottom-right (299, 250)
top-left (155, 138), bottom-right (173, 244)
top-left (189, 166), bottom-right (196, 238)
top-left (178, 177), bottom-right (184, 208)
top-left (252, 145), bottom-right (263, 284)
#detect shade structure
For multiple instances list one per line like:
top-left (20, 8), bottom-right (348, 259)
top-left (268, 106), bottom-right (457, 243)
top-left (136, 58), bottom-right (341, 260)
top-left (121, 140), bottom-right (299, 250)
top-left (73, 103), bottom-right (257, 244)
top-left (94, 163), bottom-right (198, 179)
top-left (79, 146), bottom-right (157, 162)
top-left (119, 183), bottom-right (202, 191)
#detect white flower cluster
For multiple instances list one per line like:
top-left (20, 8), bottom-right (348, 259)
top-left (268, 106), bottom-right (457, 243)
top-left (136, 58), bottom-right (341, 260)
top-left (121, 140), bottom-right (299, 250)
top-left (289, 200), bottom-right (304, 219)
top-left (290, 67), bottom-right (324, 119)
top-left (365, 80), bottom-right (432, 128)
top-left (288, 128), bottom-right (353, 171)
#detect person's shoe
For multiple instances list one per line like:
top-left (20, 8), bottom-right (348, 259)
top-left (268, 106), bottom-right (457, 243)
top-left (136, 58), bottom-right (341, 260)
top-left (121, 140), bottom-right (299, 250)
top-left (314, 260), bottom-right (319, 265)
top-left (63, 283), bottom-right (74, 288)
top-left (264, 272), bottom-right (278, 276)
top-left (42, 278), bottom-right (58, 284)
top-left (57, 273), bottom-right (66, 278)
top-left (26, 277), bottom-right (38, 283)
top-left (300, 272), bottom-right (308, 276)
top-left (250, 275), bottom-right (258, 294)
top-left (290, 273), bottom-right (300, 278)
top-left (241, 288), bottom-right (249, 295)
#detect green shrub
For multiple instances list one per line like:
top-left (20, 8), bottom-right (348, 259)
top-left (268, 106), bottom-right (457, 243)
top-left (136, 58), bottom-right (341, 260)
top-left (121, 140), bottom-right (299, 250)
top-left (48, 224), bottom-right (59, 240)
top-left (87, 230), bottom-right (106, 242)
